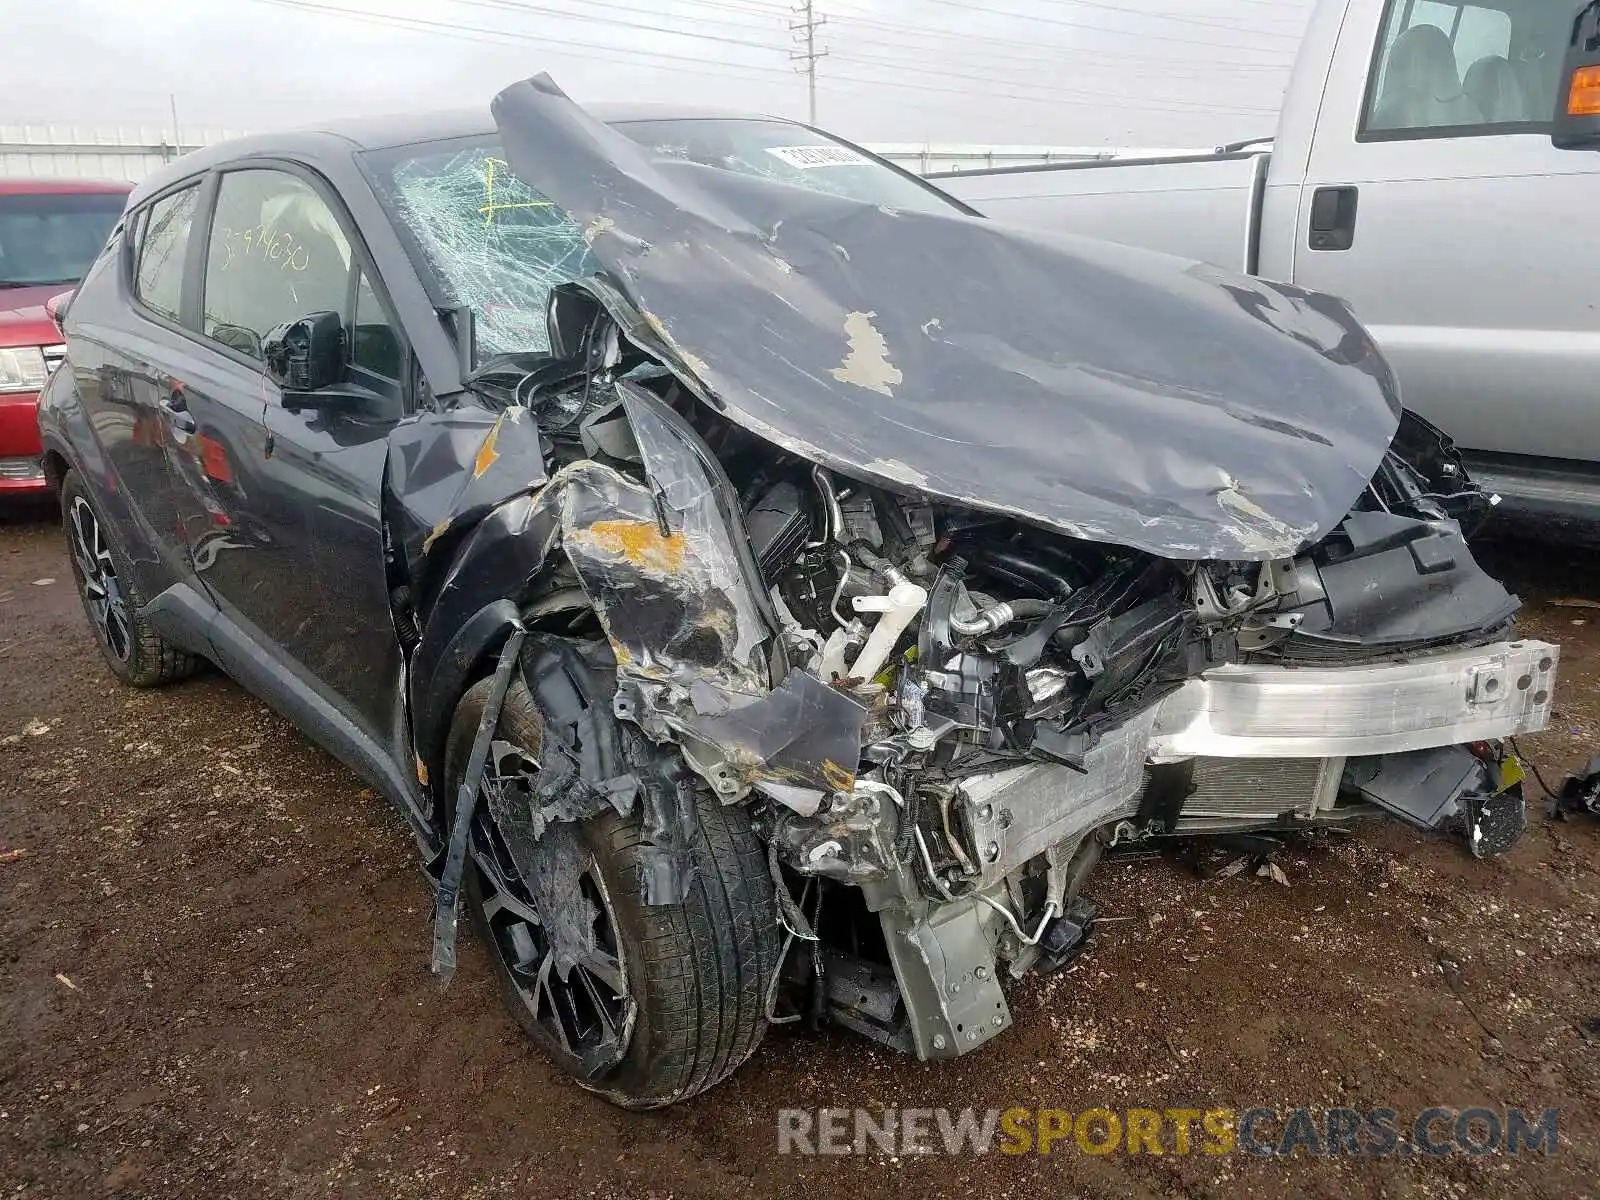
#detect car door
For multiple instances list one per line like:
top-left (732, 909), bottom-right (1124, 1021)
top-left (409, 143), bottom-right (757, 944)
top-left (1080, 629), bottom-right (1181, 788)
top-left (72, 181), bottom-right (209, 597)
top-left (175, 163), bottom-right (410, 745)
top-left (1291, 0), bottom-right (1600, 466)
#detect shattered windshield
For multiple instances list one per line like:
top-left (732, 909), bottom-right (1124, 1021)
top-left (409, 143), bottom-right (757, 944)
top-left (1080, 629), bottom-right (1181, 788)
top-left (364, 118), bottom-right (962, 363)
top-left (364, 138), bottom-right (598, 360)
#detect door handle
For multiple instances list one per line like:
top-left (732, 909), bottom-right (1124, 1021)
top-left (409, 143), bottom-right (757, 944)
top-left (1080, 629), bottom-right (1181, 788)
top-left (160, 387), bottom-right (196, 434)
top-left (1308, 186), bottom-right (1358, 251)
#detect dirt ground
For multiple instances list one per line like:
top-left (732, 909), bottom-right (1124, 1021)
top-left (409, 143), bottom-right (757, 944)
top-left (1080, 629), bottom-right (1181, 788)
top-left (1, 499), bottom-right (1597, 1200)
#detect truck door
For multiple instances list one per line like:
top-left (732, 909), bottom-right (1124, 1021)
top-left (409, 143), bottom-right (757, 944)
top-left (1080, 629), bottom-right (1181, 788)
top-left (1290, 0), bottom-right (1600, 476)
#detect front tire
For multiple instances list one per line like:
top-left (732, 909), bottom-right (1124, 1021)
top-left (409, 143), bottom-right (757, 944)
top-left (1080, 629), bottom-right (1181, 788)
top-left (60, 469), bottom-right (198, 688)
top-left (446, 658), bottom-right (780, 1108)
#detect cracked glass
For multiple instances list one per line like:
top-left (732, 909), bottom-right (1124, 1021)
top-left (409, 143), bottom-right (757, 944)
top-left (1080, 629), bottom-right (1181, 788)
top-left (366, 138), bottom-right (598, 362)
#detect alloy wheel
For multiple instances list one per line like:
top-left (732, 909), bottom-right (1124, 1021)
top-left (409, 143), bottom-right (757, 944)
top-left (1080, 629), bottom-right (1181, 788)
top-left (68, 496), bottom-right (133, 664)
top-left (469, 744), bottom-right (636, 1079)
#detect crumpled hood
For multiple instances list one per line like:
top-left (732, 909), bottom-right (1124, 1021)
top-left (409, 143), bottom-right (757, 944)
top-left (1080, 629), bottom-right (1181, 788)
top-left (491, 75), bottom-right (1403, 561)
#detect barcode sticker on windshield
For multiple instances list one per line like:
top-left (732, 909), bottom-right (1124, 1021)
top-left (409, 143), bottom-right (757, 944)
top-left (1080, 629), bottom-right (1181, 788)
top-left (763, 145), bottom-right (868, 169)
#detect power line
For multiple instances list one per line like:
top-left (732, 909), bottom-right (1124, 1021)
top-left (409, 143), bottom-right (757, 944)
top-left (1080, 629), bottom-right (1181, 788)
top-left (444, 0), bottom-right (784, 37)
top-left (237, 0), bottom-right (795, 81)
top-left (237, 0), bottom-right (1285, 131)
top-left (920, 0), bottom-right (1303, 54)
top-left (826, 4), bottom-right (1295, 72)
top-left (832, 48), bottom-right (1283, 112)
top-left (435, 0), bottom-right (782, 51)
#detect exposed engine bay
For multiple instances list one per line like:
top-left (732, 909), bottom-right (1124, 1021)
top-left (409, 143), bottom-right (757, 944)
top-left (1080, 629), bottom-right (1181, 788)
top-left (382, 75), bottom-right (1560, 1065)
top-left (410, 303), bottom-right (1555, 1061)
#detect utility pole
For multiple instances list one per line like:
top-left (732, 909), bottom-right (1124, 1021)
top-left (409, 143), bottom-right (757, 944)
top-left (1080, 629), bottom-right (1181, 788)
top-left (790, 1), bottom-right (828, 125)
top-left (168, 93), bottom-right (182, 162)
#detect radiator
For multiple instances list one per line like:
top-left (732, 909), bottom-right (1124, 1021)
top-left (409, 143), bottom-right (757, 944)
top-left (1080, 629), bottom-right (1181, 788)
top-left (1179, 756), bottom-right (1344, 821)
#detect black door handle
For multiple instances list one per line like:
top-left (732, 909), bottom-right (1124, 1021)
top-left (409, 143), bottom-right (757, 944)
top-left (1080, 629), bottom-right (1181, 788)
top-left (1308, 186), bottom-right (1358, 251)
top-left (160, 387), bottom-right (196, 434)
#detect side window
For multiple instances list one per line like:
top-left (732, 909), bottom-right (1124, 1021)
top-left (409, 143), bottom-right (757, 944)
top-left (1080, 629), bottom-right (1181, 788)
top-left (202, 168), bottom-right (352, 361)
top-left (134, 185), bottom-right (201, 322)
top-left (1363, 0), bottom-right (1565, 136)
top-left (351, 270), bottom-right (402, 381)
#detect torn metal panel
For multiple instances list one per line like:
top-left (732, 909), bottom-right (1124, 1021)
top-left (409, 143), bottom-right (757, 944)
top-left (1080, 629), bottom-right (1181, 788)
top-left (396, 362), bottom-right (864, 802)
top-left (516, 634), bottom-right (693, 907)
top-left (559, 462), bottom-right (763, 687)
top-left (656, 667), bottom-right (868, 794)
top-left (385, 404), bottom-right (550, 609)
top-left (553, 454), bottom-right (865, 794)
top-left (491, 74), bottom-right (1404, 561)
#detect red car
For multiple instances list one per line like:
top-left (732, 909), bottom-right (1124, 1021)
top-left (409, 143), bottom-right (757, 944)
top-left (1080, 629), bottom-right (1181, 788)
top-left (0, 178), bottom-right (129, 496)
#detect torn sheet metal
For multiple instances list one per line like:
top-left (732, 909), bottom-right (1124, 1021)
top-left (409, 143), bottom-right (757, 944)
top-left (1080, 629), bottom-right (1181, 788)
top-left (482, 450), bottom-right (863, 794)
top-left (561, 462), bottom-right (762, 685)
top-left (662, 667), bottom-right (867, 794)
top-left (559, 456), bottom-right (864, 793)
top-left (385, 404), bottom-right (550, 605)
top-left (490, 74), bottom-right (1403, 561)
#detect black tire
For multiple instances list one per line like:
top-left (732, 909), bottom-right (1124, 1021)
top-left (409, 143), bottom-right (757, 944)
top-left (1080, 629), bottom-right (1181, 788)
top-left (447, 664), bottom-right (780, 1109)
top-left (60, 469), bottom-right (198, 688)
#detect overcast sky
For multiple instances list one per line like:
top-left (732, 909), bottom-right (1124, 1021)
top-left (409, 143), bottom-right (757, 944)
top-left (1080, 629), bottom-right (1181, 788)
top-left (4, 0), bottom-right (1316, 147)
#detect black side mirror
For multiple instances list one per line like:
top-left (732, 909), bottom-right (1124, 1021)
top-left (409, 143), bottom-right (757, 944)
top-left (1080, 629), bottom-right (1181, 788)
top-left (263, 311), bottom-right (345, 395)
top-left (1552, 1), bottom-right (1600, 149)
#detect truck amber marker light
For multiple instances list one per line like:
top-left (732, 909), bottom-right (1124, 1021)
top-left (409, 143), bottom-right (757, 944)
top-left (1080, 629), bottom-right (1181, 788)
top-left (1569, 65), bottom-right (1600, 116)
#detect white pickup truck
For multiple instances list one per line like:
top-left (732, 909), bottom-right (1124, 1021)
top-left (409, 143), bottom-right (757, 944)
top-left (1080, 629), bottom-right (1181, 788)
top-left (937, 0), bottom-right (1600, 517)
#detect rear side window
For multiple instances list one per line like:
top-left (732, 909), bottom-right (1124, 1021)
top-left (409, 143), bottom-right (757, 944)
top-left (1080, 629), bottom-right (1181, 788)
top-left (134, 185), bottom-right (200, 322)
top-left (202, 169), bottom-right (354, 361)
top-left (1362, 0), bottom-right (1569, 138)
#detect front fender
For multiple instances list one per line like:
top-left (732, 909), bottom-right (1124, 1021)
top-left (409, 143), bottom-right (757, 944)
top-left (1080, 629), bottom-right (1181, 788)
top-left (397, 375), bottom-right (860, 823)
top-left (411, 596), bottom-right (520, 808)
top-left (409, 488), bottom-right (563, 805)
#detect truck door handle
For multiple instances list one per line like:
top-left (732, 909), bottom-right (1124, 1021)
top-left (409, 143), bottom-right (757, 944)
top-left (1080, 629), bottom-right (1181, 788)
top-left (1309, 186), bottom-right (1358, 251)
top-left (160, 388), bottom-right (196, 434)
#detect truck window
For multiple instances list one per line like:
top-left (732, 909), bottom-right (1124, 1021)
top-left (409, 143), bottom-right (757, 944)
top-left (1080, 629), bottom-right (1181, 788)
top-left (1361, 0), bottom-right (1569, 138)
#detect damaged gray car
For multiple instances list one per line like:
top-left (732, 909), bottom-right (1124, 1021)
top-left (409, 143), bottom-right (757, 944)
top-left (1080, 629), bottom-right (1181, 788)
top-left (39, 75), bottom-right (1558, 1108)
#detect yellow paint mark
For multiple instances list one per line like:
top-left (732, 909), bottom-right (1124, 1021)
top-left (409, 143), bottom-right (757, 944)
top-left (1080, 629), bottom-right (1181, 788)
top-left (820, 758), bottom-right (856, 792)
top-left (831, 310), bottom-right (902, 396)
top-left (473, 415), bottom-right (503, 480)
top-left (421, 517), bottom-right (452, 555)
top-left (581, 519), bottom-right (687, 574)
top-left (480, 157), bottom-right (554, 226)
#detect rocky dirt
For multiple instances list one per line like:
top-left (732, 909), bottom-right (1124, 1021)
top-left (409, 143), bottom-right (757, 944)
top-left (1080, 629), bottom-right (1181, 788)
top-left (1, 499), bottom-right (1597, 1199)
